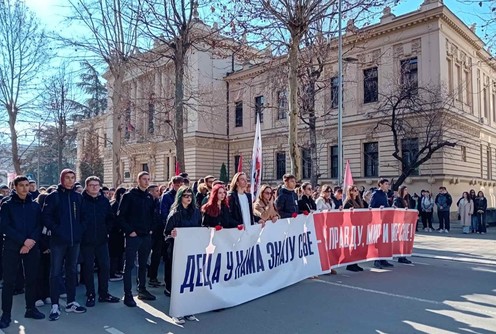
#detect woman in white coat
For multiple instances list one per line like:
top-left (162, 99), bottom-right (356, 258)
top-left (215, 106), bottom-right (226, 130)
top-left (458, 192), bottom-right (473, 234)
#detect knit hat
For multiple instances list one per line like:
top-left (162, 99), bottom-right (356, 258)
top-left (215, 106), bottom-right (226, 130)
top-left (60, 169), bottom-right (76, 184)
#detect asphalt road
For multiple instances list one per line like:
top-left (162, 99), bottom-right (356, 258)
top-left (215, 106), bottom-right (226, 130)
top-left (1, 228), bottom-right (495, 334)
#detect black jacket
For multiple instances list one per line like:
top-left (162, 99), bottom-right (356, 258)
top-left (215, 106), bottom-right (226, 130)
top-left (227, 191), bottom-right (255, 226)
top-left (298, 195), bottom-right (316, 213)
top-left (0, 192), bottom-right (42, 251)
top-left (81, 192), bottom-right (114, 245)
top-left (41, 184), bottom-right (84, 246)
top-left (202, 204), bottom-right (238, 228)
top-left (275, 187), bottom-right (299, 218)
top-left (165, 206), bottom-right (201, 236)
top-left (160, 189), bottom-right (176, 223)
top-left (116, 187), bottom-right (158, 236)
top-left (474, 197), bottom-right (488, 213)
top-left (344, 199), bottom-right (368, 209)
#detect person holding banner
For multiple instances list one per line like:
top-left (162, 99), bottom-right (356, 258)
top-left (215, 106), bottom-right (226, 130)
top-left (202, 184), bottom-right (238, 228)
top-left (369, 179), bottom-right (394, 269)
top-left (343, 185), bottom-right (367, 272)
top-left (316, 185), bottom-right (334, 211)
top-left (275, 174), bottom-right (298, 218)
top-left (392, 186), bottom-right (413, 264)
top-left (228, 172), bottom-right (255, 227)
top-left (253, 185), bottom-right (279, 226)
top-left (298, 182), bottom-right (317, 213)
top-left (164, 186), bottom-right (200, 324)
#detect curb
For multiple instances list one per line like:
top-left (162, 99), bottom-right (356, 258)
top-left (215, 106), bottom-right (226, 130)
top-left (412, 252), bottom-right (496, 266)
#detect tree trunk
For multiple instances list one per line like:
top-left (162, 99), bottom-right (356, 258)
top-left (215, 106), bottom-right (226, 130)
top-left (174, 39), bottom-right (186, 173)
top-left (288, 36), bottom-right (301, 180)
top-left (111, 68), bottom-right (124, 187)
top-left (7, 104), bottom-right (21, 175)
top-left (309, 110), bottom-right (318, 186)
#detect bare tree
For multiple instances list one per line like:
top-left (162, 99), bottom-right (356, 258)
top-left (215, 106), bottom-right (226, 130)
top-left (64, 0), bottom-right (142, 187)
top-left (457, 0), bottom-right (496, 48)
top-left (0, 0), bottom-right (48, 174)
top-left (373, 84), bottom-right (459, 190)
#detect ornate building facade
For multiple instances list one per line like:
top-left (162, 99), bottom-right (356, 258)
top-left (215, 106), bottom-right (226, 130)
top-left (77, 0), bottom-right (496, 205)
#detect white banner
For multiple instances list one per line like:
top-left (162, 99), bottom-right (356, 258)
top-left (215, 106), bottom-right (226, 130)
top-left (170, 214), bottom-right (323, 317)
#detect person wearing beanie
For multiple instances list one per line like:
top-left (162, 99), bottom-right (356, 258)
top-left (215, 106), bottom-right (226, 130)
top-left (41, 169), bottom-right (87, 321)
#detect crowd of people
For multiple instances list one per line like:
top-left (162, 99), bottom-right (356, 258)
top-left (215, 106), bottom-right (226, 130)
top-left (0, 169), bottom-right (489, 327)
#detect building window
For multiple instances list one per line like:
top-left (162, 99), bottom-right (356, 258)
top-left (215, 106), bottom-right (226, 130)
top-left (483, 76), bottom-right (489, 119)
top-left (255, 95), bottom-right (264, 123)
top-left (401, 138), bottom-right (419, 176)
top-left (487, 147), bottom-right (492, 180)
top-left (276, 152), bottom-right (286, 180)
top-left (461, 146), bottom-right (466, 162)
top-left (301, 148), bottom-right (311, 179)
top-left (455, 63), bottom-right (463, 102)
top-left (330, 145), bottom-right (338, 179)
top-left (400, 57), bottom-right (418, 94)
top-left (234, 155), bottom-right (241, 173)
top-left (148, 102), bottom-right (155, 134)
top-left (447, 58), bottom-right (453, 93)
top-left (103, 133), bottom-right (107, 147)
top-left (465, 69), bottom-right (472, 109)
top-left (277, 90), bottom-right (288, 120)
top-left (235, 101), bottom-right (243, 127)
top-left (363, 67), bottom-right (378, 103)
top-left (363, 142), bottom-right (378, 177)
top-left (166, 157), bottom-right (170, 180)
top-left (124, 103), bottom-right (131, 140)
top-left (142, 163), bottom-right (149, 172)
top-left (492, 81), bottom-right (496, 122)
top-left (330, 77), bottom-right (339, 109)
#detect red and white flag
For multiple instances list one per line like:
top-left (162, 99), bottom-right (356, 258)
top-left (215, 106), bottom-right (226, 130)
top-left (342, 160), bottom-right (354, 201)
top-left (250, 115), bottom-right (262, 201)
top-left (175, 161), bottom-right (181, 176)
top-left (237, 154), bottom-right (243, 173)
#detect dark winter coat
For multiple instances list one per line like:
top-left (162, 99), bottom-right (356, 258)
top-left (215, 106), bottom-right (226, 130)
top-left (474, 196), bottom-right (488, 214)
top-left (0, 192), bottom-right (42, 251)
top-left (369, 190), bottom-right (390, 208)
top-left (41, 184), bottom-right (85, 246)
top-left (117, 187), bottom-right (158, 237)
top-left (275, 187), bottom-right (299, 218)
top-left (435, 193), bottom-right (453, 212)
top-left (81, 191), bottom-right (114, 245)
top-left (164, 206), bottom-right (201, 236)
top-left (160, 189), bottom-right (177, 223)
top-left (227, 191), bottom-right (255, 225)
top-left (202, 204), bottom-right (239, 228)
top-left (298, 195), bottom-right (317, 213)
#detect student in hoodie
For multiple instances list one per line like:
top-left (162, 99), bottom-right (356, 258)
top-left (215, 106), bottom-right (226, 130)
top-left (298, 182), bottom-right (317, 213)
top-left (116, 171), bottom-right (158, 307)
top-left (227, 172), bottom-right (255, 228)
top-left (275, 174), bottom-right (299, 218)
top-left (41, 169), bottom-right (86, 321)
top-left (0, 176), bottom-right (45, 328)
top-left (369, 178), bottom-right (394, 269)
top-left (80, 176), bottom-right (119, 308)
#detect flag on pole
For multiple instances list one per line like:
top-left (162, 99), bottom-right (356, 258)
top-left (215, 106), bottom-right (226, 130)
top-left (237, 154), bottom-right (243, 173)
top-left (342, 160), bottom-right (354, 201)
top-left (250, 114), bottom-right (262, 201)
top-left (175, 161), bottom-right (181, 176)
top-left (7, 173), bottom-right (16, 186)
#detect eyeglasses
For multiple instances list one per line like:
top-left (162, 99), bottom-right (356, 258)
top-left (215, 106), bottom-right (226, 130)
top-left (263, 191), bottom-right (272, 195)
top-left (182, 194), bottom-right (192, 198)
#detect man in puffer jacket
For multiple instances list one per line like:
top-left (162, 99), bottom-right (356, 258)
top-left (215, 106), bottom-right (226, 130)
top-left (80, 176), bottom-right (119, 308)
top-left (275, 174), bottom-right (299, 218)
top-left (41, 169), bottom-right (87, 321)
top-left (435, 187), bottom-right (453, 233)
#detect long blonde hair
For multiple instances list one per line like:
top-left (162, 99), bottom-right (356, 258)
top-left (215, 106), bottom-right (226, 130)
top-left (256, 184), bottom-right (273, 205)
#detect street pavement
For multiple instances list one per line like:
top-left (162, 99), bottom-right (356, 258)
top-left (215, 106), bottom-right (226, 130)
top-left (1, 224), bottom-right (495, 334)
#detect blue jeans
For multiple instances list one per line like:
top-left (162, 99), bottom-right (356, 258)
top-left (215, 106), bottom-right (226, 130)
top-left (50, 243), bottom-right (80, 305)
top-left (471, 215), bottom-right (478, 232)
top-left (476, 213), bottom-right (487, 233)
top-left (123, 235), bottom-right (151, 295)
top-left (81, 243), bottom-right (110, 297)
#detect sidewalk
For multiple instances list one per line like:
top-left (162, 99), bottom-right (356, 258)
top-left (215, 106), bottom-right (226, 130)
top-left (412, 222), bottom-right (496, 265)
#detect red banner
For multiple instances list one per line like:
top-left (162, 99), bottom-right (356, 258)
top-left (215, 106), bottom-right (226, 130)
top-left (313, 208), bottom-right (418, 270)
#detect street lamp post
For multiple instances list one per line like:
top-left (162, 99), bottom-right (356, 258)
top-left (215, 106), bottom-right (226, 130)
top-left (337, 0), bottom-right (344, 186)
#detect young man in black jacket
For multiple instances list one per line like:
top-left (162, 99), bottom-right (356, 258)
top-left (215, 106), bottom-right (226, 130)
top-left (0, 176), bottom-right (45, 328)
top-left (117, 171), bottom-right (158, 307)
top-left (81, 176), bottom-right (119, 307)
top-left (42, 169), bottom-right (87, 321)
top-left (275, 174), bottom-right (299, 218)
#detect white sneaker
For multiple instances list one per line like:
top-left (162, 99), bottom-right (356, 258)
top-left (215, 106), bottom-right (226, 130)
top-left (60, 293), bottom-right (67, 299)
top-left (49, 304), bottom-right (61, 321)
top-left (184, 315), bottom-right (198, 321)
top-left (444, 230), bottom-right (449, 234)
top-left (438, 229), bottom-right (444, 233)
top-left (423, 228), bottom-right (428, 232)
top-left (35, 299), bottom-right (44, 307)
top-left (65, 301), bottom-right (87, 314)
top-left (173, 316), bottom-right (185, 325)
